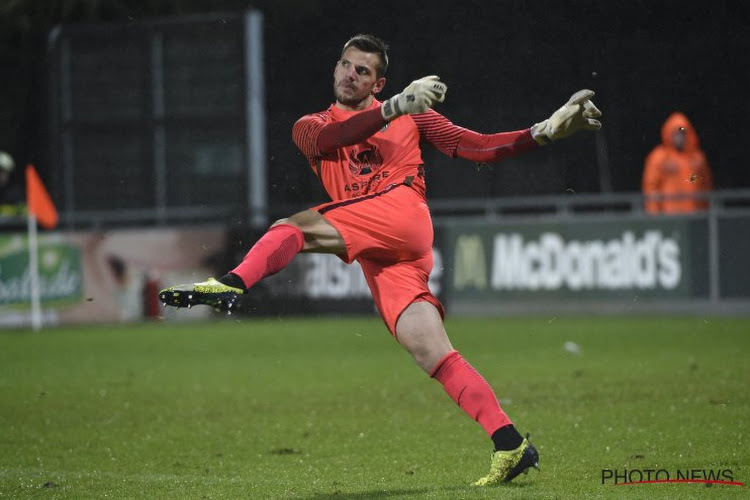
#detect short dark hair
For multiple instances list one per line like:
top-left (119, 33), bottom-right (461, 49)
top-left (341, 34), bottom-right (389, 78)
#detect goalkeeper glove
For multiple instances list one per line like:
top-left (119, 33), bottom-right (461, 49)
top-left (381, 75), bottom-right (447, 122)
top-left (531, 89), bottom-right (602, 145)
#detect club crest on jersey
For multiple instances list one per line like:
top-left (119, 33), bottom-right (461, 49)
top-left (348, 146), bottom-right (383, 176)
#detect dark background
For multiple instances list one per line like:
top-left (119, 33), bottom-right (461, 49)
top-left (2, 0), bottom-right (749, 207)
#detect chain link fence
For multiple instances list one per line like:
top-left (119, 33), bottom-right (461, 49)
top-left (46, 10), bottom-right (266, 229)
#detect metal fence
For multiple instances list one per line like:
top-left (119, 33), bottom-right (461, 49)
top-left (46, 10), bottom-right (266, 229)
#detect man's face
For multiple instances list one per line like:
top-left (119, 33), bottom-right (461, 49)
top-left (333, 47), bottom-right (385, 109)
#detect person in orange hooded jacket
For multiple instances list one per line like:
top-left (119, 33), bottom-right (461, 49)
top-left (642, 112), bottom-right (713, 213)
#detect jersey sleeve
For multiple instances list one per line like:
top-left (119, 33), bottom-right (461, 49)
top-left (411, 110), bottom-right (466, 157)
top-left (292, 113), bottom-right (331, 162)
top-left (411, 110), bottom-right (538, 162)
top-left (293, 107), bottom-right (388, 161)
top-left (454, 127), bottom-right (538, 162)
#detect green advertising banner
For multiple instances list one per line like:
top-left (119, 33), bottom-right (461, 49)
top-left (0, 235), bottom-right (83, 306)
top-left (439, 217), bottom-right (710, 305)
top-left (0, 227), bottom-right (228, 328)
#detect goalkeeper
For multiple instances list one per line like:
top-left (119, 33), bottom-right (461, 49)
top-left (160, 34), bottom-right (601, 485)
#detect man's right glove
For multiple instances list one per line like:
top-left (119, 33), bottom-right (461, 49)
top-left (381, 75), bottom-right (447, 122)
top-left (531, 89), bottom-right (602, 145)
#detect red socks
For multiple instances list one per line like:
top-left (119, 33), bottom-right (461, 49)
top-left (230, 224), bottom-right (304, 289)
top-left (431, 350), bottom-right (512, 436)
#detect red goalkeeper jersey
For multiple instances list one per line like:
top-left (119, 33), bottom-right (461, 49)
top-left (292, 98), bottom-right (537, 201)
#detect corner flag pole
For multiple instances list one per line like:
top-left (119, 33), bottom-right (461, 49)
top-left (25, 165), bottom-right (59, 332)
top-left (27, 211), bottom-right (42, 331)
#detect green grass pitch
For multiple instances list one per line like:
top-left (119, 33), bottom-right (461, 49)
top-left (1, 315), bottom-right (748, 499)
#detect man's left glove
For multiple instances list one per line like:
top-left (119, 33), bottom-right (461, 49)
top-left (531, 89), bottom-right (602, 145)
top-left (381, 75), bottom-right (447, 122)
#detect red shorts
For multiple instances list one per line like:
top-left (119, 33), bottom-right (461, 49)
top-left (313, 185), bottom-right (445, 335)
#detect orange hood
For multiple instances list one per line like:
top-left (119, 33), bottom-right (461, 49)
top-left (660, 112), bottom-right (700, 152)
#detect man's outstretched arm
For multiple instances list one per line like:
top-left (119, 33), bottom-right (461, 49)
top-left (414, 89), bottom-right (603, 163)
top-left (413, 111), bottom-right (537, 162)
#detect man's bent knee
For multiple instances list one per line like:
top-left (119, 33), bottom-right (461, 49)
top-left (273, 210), bottom-right (345, 253)
top-left (270, 217), bottom-right (294, 228)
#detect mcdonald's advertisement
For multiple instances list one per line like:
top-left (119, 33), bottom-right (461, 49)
top-left (437, 217), bottom-right (711, 306)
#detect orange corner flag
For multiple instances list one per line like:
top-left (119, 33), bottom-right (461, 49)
top-left (25, 164), bottom-right (59, 229)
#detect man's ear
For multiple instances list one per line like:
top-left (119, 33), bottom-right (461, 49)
top-left (372, 77), bottom-right (386, 95)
